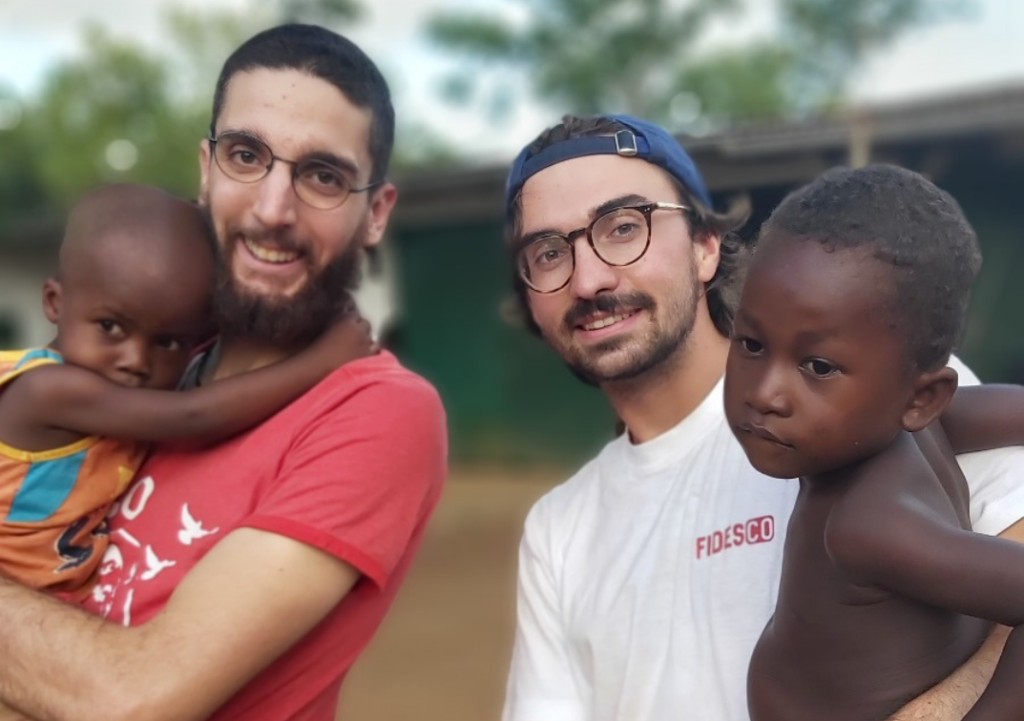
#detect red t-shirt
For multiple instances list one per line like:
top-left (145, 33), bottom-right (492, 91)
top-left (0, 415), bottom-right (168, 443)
top-left (80, 351), bottom-right (447, 720)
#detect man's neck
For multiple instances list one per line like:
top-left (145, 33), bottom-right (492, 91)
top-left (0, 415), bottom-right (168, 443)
top-left (604, 323), bottom-right (730, 445)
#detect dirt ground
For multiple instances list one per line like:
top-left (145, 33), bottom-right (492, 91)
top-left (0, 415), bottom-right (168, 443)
top-left (335, 466), bottom-right (563, 721)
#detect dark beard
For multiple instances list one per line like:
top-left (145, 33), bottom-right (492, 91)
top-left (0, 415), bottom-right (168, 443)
top-left (559, 287), bottom-right (698, 386)
top-left (204, 213), bottom-right (364, 348)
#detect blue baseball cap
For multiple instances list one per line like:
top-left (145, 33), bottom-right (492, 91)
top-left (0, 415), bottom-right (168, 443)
top-left (504, 113), bottom-right (712, 212)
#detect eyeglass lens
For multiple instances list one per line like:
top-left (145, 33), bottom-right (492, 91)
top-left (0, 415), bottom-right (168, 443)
top-left (519, 207), bottom-right (651, 292)
top-left (212, 132), bottom-right (355, 209)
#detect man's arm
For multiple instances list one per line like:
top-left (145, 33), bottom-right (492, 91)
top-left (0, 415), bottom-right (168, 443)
top-left (502, 501), bottom-right (588, 721)
top-left (941, 385), bottom-right (1024, 455)
top-left (10, 315), bottom-right (373, 445)
top-left (886, 518), bottom-right (1024, 721)
top-left (0, 526), bottom-right (359, 721)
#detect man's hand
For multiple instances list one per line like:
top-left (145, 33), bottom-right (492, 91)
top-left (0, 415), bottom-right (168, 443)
top-left (885, 519), bottom-right (1024, 721)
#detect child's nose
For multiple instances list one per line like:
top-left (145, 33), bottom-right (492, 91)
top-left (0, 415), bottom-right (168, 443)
top-left (747, 367), bottom-right (793, 417)
top-left (117, 341), bottom-right (152, 386)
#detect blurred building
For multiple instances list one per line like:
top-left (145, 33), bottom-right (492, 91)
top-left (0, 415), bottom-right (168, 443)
top-left (4, 84), bottom-right (1024, 466)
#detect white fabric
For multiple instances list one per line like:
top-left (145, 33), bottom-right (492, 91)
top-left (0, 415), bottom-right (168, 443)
top-left (503, 358), bottom-right (1024, 721)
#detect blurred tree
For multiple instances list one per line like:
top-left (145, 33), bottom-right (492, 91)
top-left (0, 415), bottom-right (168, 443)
top-left (0, 89), bottom-right (49, 235)
top-left (427, 0), bottom-right (970, 128)
top-left (278, 0), bottom-right (363, 25)
top-left (8, 0), bottom-right (376, 222)
top-left (29, 25), bottom-right (207, 210)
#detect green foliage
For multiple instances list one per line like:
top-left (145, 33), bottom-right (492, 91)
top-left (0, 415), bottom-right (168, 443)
top-left (278, 0), bottom-right (363, 25)
top-left (676, 44), bottom-right (794, 124)
top-left (779, 0), bottom-right (967, 110)
top-left (0, 91), bottom-right (48, 232)
top-left (429, 0), bottom-right (745, 120)
top-left (29, 25), bottom-right (207, 209)
top-left (427, 0), bottom-right (972, 127)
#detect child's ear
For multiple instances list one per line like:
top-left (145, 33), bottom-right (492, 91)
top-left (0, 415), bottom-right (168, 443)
top-left (902, 365), bottom-right (958, 432)
top-left (42, 278), bottom-right (62, 324)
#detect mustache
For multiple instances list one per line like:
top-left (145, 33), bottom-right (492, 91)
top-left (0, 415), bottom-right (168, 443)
top-left (562, 292), bottom-right (654, 332)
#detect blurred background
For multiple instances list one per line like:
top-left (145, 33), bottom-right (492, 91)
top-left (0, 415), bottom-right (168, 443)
top-left (3, 1), bottom-right (1024, 718)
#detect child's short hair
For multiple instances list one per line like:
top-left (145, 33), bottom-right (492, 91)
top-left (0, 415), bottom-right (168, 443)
top-left (759, 164), bottom-right (982, 371)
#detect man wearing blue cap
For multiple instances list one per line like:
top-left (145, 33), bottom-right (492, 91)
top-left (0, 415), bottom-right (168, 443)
top-left (501, 113), bottom-right (1024, 721)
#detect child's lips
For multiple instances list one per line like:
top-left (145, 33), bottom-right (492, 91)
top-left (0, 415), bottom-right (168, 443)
top-left (741, 422), bottom-right (793, 448)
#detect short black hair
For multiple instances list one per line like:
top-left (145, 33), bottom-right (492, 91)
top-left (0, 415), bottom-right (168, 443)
top-left (759, 164), bottom-right (982, 371)
top-left (210, 24), bottom-right (394, 184)
top-left (506, 115), bottom-right (751, 339)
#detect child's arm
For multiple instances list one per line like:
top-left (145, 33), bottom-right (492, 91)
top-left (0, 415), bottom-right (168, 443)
top-left (940, 385), bottom-right (1024, 454)
top-left (12, 314), bottom-right (374, 444)
top-left (831, 492), bottom-right (1024, 721)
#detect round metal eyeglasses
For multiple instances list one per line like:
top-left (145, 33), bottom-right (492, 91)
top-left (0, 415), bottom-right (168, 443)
top-left (208, 131), bottom-right (381, 210)
top-left (516, 202), bottom-right (690, 293)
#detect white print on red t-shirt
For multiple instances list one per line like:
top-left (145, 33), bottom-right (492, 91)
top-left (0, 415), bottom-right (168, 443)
top-left (141, 546), bottom-right (177, 580)
top-left (178, 503), bottom-right (220, 545)
top-left (89, 474), bottom-right (224, 624)
top-left (695, 515), bottom-right (776, 559)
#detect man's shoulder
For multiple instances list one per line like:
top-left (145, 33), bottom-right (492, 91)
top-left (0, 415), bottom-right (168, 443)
top-left (326, 350), bottom-right (437, 392)
top-left (313, 351), bottom-right (444, 416)
top-left (523, 449), bottom-right (614, 540)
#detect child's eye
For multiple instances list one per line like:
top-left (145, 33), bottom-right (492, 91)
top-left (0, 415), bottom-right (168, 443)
top-left (97, 320), bottom-right (124, 338)
top-left (801, 358), bottom-right (840, 378)
top-left (155, 337), bottom-right (182, 352)
top-left (736, 337), bottom-right (764, 355)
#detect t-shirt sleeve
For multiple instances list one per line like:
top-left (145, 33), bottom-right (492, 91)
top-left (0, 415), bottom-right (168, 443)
top-left (503, 500), bottom-right (588, 721)
top-left (948, 354), bottom-right (1024, 536)
top-left (241, 370), bottom-right (447, 588)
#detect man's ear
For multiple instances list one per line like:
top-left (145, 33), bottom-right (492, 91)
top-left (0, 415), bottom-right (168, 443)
top-left (42, 278), bottom-right (63, 324)
top-left (694, 231), bottom-right (722, 285)
top-left (902, 365), bottom-right (958, 432)
top-left (198, 137), bottom-right (212, 201)
top-left (362, 181), bottom-right (398, 249)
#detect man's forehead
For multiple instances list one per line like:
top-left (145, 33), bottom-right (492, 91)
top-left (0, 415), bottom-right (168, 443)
top-left (519, 155), bottom-right (674, 227)
top-left (217, 67), bottom-right (373, 167)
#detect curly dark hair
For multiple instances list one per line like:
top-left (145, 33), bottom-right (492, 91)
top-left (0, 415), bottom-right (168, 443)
top-left (504, 115), bottom-right (751, 339)
top-left (759, 164), bottom-right (982, 371)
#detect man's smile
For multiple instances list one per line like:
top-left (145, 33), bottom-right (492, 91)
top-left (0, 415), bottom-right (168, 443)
top-left (579, 310), bottom-right (639, 332)
top-left (242, 237), bottom-right (302, 265)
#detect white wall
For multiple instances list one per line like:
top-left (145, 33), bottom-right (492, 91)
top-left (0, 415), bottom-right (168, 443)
top-left (0, 252), bottom-right (53, 348)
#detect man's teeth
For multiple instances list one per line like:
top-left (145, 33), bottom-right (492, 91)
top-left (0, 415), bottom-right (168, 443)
top-left (244, 238), bottom-right (299, 264)
top-left (583, 313), bottom-right (632, 331)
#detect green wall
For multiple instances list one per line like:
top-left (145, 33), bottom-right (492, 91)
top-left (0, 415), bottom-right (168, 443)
top-left (392, 220), bottom-right (617, 466)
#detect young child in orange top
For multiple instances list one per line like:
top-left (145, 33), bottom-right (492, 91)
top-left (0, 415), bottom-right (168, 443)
top-left (724, 164), bottom-right (1024, 721)
top-left (0, 183), bottom-right (371, 593)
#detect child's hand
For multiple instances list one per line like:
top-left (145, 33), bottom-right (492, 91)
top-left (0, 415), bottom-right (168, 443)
top-left (307, 299), bottom-right (378, 371)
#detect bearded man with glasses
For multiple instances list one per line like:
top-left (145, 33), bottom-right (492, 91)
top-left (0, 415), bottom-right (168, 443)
top-left (501, 114), bottom-right (1024, 721)
top-left (0, 24), bottom-right (446, 721)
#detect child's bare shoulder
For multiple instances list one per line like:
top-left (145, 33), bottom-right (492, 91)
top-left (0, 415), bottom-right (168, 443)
top-left (827, 439), bottom-right (960, 568)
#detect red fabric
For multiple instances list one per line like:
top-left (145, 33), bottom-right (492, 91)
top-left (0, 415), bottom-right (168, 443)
top-left (80, 352), bottom-right (447, 720)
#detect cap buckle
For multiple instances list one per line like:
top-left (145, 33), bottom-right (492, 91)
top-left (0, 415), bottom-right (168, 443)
top-left (614, 129), bottom-right (639, 157)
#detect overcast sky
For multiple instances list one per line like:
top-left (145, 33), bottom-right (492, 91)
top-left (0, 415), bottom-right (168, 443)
top-left (2, 0), bottom-right (1023, 158)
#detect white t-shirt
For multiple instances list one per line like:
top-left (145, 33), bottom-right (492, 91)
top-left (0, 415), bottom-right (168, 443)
top-left (503, 360), bottom-right (1024, 721)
